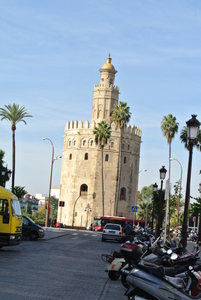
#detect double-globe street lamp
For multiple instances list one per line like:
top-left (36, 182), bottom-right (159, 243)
top-left (170, 158), bottom-right (182, 231)
top-left (0, 165), bottom-right (12, 188)
top-left (157, 166), bottom-right (167, 238)
top-left (182, 114), bottom-right (200, 248)
top-left (43, 137), bottom-right (62, 227)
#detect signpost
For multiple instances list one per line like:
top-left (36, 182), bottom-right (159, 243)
top-left (132, 205), bottom-right (137, 227)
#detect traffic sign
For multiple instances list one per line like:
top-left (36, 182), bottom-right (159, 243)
top-left (131, 205), bottom-right (137, 212)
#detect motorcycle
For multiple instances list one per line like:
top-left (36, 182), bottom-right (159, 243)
top-left (120, 237), bottom-right (200, 289)
top-left (125, 262), bottom-right (201, 299)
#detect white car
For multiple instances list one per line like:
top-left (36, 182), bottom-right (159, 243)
top-left (102, 223), bottom-right (122, 242)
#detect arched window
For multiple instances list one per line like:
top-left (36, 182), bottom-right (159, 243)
top-left (69, 141), bottom-right (71, 147)
top-left (80, 184), bottom-right (88, 196)
top-left (83, 140), bottom-right (86, 146)
top-left (73, 140), bottom-right (76, 146)
top-left (111, 142), bottom-right (114, 148)
top-left (128, 144), bottom-right (130, 150)
top-left (69, 153), bottom-right (72, 160)
top-left (120, 187), bottom-right (126, 201)
top-left (122, 143), bottom-right (124, 150)
top-left (124, 157), bottom-right (127, 164)
top-left (84, 153), bottom-right (88, 160)
top-left (90, 140), bottom-right (93, 146)
top-left (105, 154), bottom-right (109, 162)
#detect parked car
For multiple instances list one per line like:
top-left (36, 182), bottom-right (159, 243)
top-left (22, 215), bottom-right (45, 241)
top-left (101, 223), bottom-right (122, 242)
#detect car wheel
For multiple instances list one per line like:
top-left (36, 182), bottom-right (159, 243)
top-left (108, 271), bottom-right (120, 280)
top-left (29, 231), bottom-right (38, 241)
top-left (101, 237), bottom-right (105, 242)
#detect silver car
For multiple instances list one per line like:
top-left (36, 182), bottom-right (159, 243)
top-left (102, 223), bottom-right (122, 242)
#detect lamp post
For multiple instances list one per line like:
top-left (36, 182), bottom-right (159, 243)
top-left (182, 114), bottom-right (200, 248)
top-left (134, 169), bottom-right (147, 220)
top-left (157, 166), bottom-right (167, 238)
top-left (85, 204), bottom-right (92, 229)
top-left (43, 137), bottom-right (62, 227)
top-left (170, 158), bottom-right (182, 231)
top-left (109, 200), bottom-right (114, 215)
top-left (0, 165), bottom-right (12, 188)
top-left (152, 183), bottom-right (158, 230)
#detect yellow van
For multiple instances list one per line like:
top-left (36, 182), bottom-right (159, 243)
top-left (0, 186), bottom-right (22, 248)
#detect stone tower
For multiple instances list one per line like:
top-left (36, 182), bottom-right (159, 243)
top-left (58, 54), bottom-right (142, 228)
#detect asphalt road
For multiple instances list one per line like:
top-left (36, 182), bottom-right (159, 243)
top-left (0, 228), bottom-right (126, 300)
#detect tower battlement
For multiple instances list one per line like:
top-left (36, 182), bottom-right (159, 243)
top-left (94, 84), bottom-right (119, 90)
top-left (65, 120), bottom-right (141, 137)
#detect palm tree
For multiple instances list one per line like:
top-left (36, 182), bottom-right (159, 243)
top-left (93, 121), bottom-right (111, 216)
top-left (112, 101), bottom-right (131, 215)
top-left (180, 126), bottom-right (201, 150)
top-left (0, 104), bottom-right (33, 191)
top-left (161, 114), bottom-right (179, 234)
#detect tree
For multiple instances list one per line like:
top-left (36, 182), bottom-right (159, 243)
top-left (180, 126), bottom-right (201, 150)
top-left (169, 181), bottom-right (184, 228)
top-left (112, 101), bottom-right (131, 215)
top-left (93, 121), bottom-right (111, 216)
top-left (0, 104), bottom-right (33, 191)
top-left (189, 189), bottom-right (201, 242)
top-left (161, 114), bottom-right (179, 234)
top-left (12, 185), bottom-right (27, 199)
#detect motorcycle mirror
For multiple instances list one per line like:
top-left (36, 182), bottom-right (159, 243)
top-left (167, 249), bottom-right (172, 255)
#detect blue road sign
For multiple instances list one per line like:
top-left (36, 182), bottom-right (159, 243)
top-left (131, 205), bottom-right (137, 212)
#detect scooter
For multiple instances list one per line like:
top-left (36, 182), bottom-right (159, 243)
top-left (120, 238), bottom-right (200, 289)
top-left (125, 263), bottom-right (201, 299)
top-left (123, 243), bottom-right (201, 299)
top-left (101, 251), bottom-right (128, 280)
top-left (101, 232), bottom-right (154, 281)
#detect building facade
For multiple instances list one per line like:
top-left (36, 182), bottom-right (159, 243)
top-left (58, 54), bottom-right (142, 228)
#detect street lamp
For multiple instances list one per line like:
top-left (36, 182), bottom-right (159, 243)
top-left (43, 137), bottom-right (62, 227)
top-left (170, 158), bottom-right (182, 231)
top-left (0, 165), bottom-right (12, 188)
top-left (134, 169), bottom-right (147, 220)
top-left (157, 166), bottom-right (167, 238)
top-left (152, 183), bottom-right (158, 230)
top-left (182, 114), bottom-right (200, 248)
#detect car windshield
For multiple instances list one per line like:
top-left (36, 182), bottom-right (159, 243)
top-left (105, 224), bottom-right (120, 230)
top-left (24, 215), bottom-right (35, 223)
top-left (11, 199), bottom-right (21, 216)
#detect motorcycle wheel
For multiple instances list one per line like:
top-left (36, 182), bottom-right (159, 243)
top-left (108, 271), bottom-right (120, 280)
top-left (121, 273), bottom-right (129, 288)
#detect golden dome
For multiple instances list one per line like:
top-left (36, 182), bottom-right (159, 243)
top-left (101, 53), bottom-right (115, 71)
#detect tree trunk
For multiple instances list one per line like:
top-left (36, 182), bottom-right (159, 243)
top-left (12, 128), bottom-right (15, 192)
top-left (167, 142), bottom-right (171, 238)
top-left (101, 147), bottom-right (104, 216)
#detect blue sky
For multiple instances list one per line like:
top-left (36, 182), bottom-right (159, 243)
top-left (1, 0), bottom-right (201, 202)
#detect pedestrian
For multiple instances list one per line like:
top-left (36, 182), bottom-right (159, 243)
top-left (123, 221), bottom-right (132, 236)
